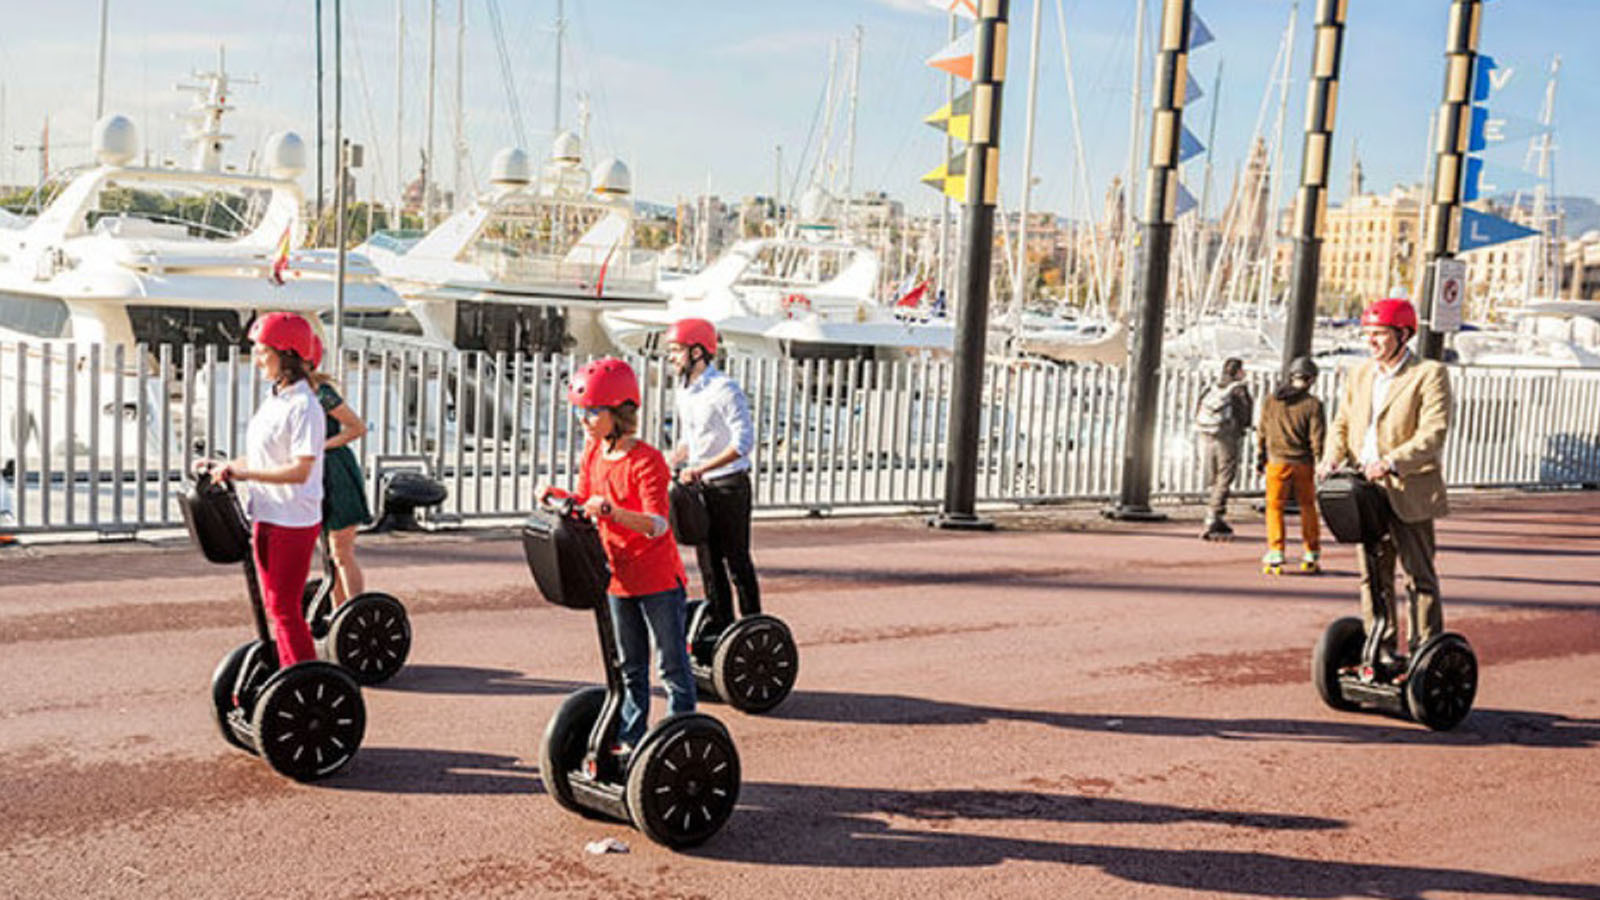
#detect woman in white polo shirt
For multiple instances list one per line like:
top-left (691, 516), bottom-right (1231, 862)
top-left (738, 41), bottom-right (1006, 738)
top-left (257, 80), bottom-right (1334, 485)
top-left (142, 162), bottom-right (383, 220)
top-left (205, 312), bottom-right (326, 667)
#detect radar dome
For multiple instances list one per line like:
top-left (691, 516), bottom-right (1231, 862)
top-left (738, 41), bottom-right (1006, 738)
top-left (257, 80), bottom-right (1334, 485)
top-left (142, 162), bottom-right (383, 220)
top-left (591, 158), bottom-right (632, 196)
top-left (550, 131), bottom-right (581, 166)
top-left (93, 115), bottom-right (138, 167)
top-left (490, 147), bottom-right (532, 185)
top-left (263, 132), bottom-right (308, 179)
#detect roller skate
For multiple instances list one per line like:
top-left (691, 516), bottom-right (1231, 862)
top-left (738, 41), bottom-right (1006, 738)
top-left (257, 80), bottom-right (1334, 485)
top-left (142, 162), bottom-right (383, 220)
top-left (1300, 550), bottom-right (1321, 574)
top-left (1261, 549), bottom-right (1285, 575)
top-left (1200, 517), bottom-right (1234, 542)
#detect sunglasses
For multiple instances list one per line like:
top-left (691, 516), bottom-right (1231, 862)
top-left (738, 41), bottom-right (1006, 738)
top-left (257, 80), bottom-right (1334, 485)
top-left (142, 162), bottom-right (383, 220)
top-left (573, 406), bottom-right (607, 423)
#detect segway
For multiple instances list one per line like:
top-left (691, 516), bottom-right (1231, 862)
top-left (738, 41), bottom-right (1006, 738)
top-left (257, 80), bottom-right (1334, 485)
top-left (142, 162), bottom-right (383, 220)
top-left (301, 530), bottom-right (412, 685)
top-left (1310, 472), bottom-right (1477, 731)
top-left (523, 495), bottom-right (741, 848)
top-left (671, 479), bottom-right (798, 714)
top-left (181, 466), bottom-right (366, 780)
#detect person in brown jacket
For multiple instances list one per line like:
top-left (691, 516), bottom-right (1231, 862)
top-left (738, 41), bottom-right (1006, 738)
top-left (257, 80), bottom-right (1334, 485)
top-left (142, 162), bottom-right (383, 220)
top-left (1319, 298), bottom-right (1452, 667)
top-left (1256, 356), bottom-right (1326, 574)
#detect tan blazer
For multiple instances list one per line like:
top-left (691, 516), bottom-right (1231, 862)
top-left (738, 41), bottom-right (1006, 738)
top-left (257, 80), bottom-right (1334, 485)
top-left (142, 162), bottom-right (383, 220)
top-left (1322, 354), bottom-right (1452, 522)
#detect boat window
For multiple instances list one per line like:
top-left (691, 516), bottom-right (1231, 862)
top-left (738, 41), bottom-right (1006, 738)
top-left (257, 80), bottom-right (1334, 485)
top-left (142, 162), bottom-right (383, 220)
top-left (336, 309), bottom-right (424, 336)
top-left (127, 305), bottom-right (247, 348)
top-left (454, 300), bottom-right (570, 356)
top-left (0, 292), bottom-right (70, 339)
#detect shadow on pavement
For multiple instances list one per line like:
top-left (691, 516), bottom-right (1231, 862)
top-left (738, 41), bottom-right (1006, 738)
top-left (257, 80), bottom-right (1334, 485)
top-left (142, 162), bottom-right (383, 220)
top-left (328, 747), bottom-right (540, 795)
top-left (704, 790), bottom-right (1600, 897)
top-left (380, 665), bottom-right (591, 697)
top-left (773, 691), bottom-right (1600, 749)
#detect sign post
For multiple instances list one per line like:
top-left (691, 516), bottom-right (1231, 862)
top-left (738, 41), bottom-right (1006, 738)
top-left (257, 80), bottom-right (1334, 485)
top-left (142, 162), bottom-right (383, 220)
top-left (1431, 258), bottom-right (1466, 333)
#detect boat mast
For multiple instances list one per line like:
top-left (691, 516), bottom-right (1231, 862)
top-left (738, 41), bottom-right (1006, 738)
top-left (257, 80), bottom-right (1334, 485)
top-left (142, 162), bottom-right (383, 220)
top-left (939, 12), bottom-right (956, 306)
top-left (453, 0), bottom-right (465, 212)
top-left (843, 25), bottom-right (862, 241)
top-left (1258, 1), bottom-right (1297, 327)
top-left (316, 0), bottom-right (325, 227)
top-left (1009, 0), bottom-right (1044, 348)
top-left (1119, 0), bottom-right (1147, 321)
top-left (424, 0), bottom-right (437, 227)
top-left (95, 0), bottom-right (110, 119)
top-left (1522, 55), bottom-right (1560, 303)
top-left (395, 0), bottom-right (405, 228)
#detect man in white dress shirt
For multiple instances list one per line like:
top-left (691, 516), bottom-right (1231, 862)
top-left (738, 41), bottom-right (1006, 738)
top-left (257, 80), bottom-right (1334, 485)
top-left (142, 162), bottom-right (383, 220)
top-left (666, 318), bottom-right (761, 620)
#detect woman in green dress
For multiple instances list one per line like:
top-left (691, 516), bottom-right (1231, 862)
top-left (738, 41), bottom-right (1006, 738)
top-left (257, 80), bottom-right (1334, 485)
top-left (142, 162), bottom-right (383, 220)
top-left (308, 338), bottom-right (372, 604)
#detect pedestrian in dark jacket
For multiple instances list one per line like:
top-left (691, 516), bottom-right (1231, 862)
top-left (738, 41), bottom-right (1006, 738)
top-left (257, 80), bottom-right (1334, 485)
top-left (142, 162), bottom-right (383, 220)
top-left (1257, 356), bottom-right (1326, 572)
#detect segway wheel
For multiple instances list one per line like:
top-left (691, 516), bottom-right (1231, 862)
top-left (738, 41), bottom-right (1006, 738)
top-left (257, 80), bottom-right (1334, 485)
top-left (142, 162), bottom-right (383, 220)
top-left (1404, 634), bottom-right (1477, 731)
top-left (1312, 617), bottom-right (1365, 712)
top-left (540, 686), bottom-right (608, 817)
top-left (210, 641), bottom-right (264, 754)
top-left (326, 592), bottom-right (412, 685)
top-left (712, 615), bottom-right (798, 714)
top-left (251, 662), bottom-right (366, 782)
top-left (301, 578), bottom-right (329, 639)
top-left (626, 714), bottom-right (740, 848)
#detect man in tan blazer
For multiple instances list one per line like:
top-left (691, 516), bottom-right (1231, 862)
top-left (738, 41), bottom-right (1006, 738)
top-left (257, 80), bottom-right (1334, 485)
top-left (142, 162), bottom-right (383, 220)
top-left (1319, 298), bottom-right (1452, 664)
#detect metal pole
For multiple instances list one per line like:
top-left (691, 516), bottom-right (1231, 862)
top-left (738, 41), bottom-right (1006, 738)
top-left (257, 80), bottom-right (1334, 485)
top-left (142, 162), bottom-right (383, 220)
top-left (454, 0), bottom-right (465, 213)
top-left (1417, 0), bottom-right (1482, 361)
top-left (934, 0), bottom-right (1009, 531)
top-left (334, 0), bottom-right (347, 379)
top-left (843, 25), bottom-right (863, 238)
top-left (1106, 0), bottom-right (1193, 521)
top-left (553, 0), bottom-right (564, 132)
top-left (1282, 0), bottom-right (1348, 373)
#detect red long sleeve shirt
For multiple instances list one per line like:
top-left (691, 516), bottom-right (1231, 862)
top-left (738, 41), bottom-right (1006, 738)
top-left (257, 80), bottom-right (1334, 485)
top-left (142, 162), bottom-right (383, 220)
top-left (576, 438), bottom-right (686, 598)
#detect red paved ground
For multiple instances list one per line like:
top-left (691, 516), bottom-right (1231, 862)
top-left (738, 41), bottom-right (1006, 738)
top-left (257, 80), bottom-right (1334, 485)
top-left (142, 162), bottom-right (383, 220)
top-left (2, 491), bottom-right (1598, 898)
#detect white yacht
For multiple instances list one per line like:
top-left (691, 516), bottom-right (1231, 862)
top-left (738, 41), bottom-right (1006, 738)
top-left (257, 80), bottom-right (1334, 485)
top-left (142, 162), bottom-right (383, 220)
top-left (0, 58), bottom-right (400, 471)
top-left (1453, 300), bottom-right (1600, 368)
top-left (352, 133), bottom-right (666, 357)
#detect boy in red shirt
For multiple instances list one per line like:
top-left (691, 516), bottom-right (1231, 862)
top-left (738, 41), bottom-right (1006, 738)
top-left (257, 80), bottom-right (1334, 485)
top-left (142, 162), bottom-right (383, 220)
top-left (539, 358), bottom-right (693, 756)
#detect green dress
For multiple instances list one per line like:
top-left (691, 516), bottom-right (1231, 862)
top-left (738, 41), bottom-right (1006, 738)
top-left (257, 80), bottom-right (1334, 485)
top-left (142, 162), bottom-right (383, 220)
top-left (317, 383), bottom-right (373, 531)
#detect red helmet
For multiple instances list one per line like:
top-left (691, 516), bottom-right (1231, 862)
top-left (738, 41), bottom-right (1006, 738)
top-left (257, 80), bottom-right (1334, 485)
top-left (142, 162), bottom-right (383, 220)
top-left (665, 317), bottom-right (718, 356)
top-left (1361, 298), bottom-right (1418, 332)
top-left (567, 357), bottom-right (640, 408)
top-left (248, 312), bottom-right (316, 360)
top-left (307, 334), bottom-right (324, 370)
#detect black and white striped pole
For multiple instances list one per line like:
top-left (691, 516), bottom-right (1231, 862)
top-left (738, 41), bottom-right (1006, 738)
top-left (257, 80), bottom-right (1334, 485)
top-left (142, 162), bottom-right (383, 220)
top-left (935, 0), bottom-right (1008, 531)
top-left (1281, 0), bottom-right (1348, 374)
top-left (1106, 0), bottom-right (1193, 522)
top-left (1417, 0), bottom-right (1483, 361)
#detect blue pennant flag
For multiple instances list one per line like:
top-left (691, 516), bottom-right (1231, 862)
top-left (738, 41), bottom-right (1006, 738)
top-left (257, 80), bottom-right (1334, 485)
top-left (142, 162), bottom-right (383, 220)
top-left (1469, 107), bottom-right (1554, 153)
top-left (1190, 12), bottom-right (1214, 50)
top-left (1459, 208), bottom-right (1538, 253)
top-left (1175, 182), bottom-right (1198, 217)
top-left (1177, 125), bottom-right (1205, 163)
top-left (1472, 55), bottom-right (1511, 102)
top-left (1186, 71), bottom-right (1204, 104)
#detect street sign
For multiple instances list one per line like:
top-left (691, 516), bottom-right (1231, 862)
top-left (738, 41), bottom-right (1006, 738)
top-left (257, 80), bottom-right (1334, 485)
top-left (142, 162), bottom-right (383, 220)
top-left (1432, 258), bottom-right (1467, 333)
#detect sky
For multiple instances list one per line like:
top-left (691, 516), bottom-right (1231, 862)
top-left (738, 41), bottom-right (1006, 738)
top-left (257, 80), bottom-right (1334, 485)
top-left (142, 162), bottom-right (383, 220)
top-left (0, 0), bottom-right (1595, 225)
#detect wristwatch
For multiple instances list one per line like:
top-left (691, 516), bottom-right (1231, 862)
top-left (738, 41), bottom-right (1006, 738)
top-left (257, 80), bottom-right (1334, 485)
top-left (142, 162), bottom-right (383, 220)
top-left (600, 499), bottom-right (614, 518)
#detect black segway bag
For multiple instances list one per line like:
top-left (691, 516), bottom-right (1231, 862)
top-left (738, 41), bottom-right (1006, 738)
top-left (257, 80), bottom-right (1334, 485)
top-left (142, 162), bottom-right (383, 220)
top-left (522, 509), bottom-right (610, 610)
top-left (179, 479), bottom-right (252, 564)
top-left (669, 479), bottom-right (711, 547)
top-left (1316, 473), bottom-right (1392, 545)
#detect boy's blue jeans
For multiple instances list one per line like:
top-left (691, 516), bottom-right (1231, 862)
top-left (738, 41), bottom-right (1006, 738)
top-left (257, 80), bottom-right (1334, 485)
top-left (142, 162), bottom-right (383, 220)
top-left (607, 584), bottom-right (696, 746)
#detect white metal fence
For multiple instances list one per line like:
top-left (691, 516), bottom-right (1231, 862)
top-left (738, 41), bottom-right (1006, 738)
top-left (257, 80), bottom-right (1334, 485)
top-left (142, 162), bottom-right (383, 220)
top-left (3, 340), bottom-right (1598, 538)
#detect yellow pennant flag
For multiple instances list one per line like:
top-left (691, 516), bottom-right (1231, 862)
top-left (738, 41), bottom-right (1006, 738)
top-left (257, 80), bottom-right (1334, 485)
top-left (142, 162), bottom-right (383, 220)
top-left (921, 149), bottom-right (969, 202)
top-left (923, 89), bottom-right (974, 143)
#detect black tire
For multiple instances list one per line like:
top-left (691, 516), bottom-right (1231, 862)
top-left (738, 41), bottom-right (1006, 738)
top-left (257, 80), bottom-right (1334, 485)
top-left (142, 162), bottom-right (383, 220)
top-left (1405, 634), bottom-right (1478, 731)
top-left (1312, 617), bottom-right (1365, 712)
top-left (210, 641), bottom-right (263, 754)
top-left (625, 714), bottom-right (740, 848)
top-left (302, 579), bottom-right (329, 639)
top-left (685, 599), bottom-right (720, 699)
top-left (251, 662), bottom-right (365, 782)
top-left (326, 592), bottom-right (411, 685)
top-left (712, 615), bottom-right (798, 714)
top-left (540, 686), bottom-right (609, 817)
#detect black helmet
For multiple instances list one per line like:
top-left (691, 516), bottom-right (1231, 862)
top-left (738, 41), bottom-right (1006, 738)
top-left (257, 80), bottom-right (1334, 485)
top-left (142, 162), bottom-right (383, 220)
top-left (1288, 356), bottom-right (1318, 379)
